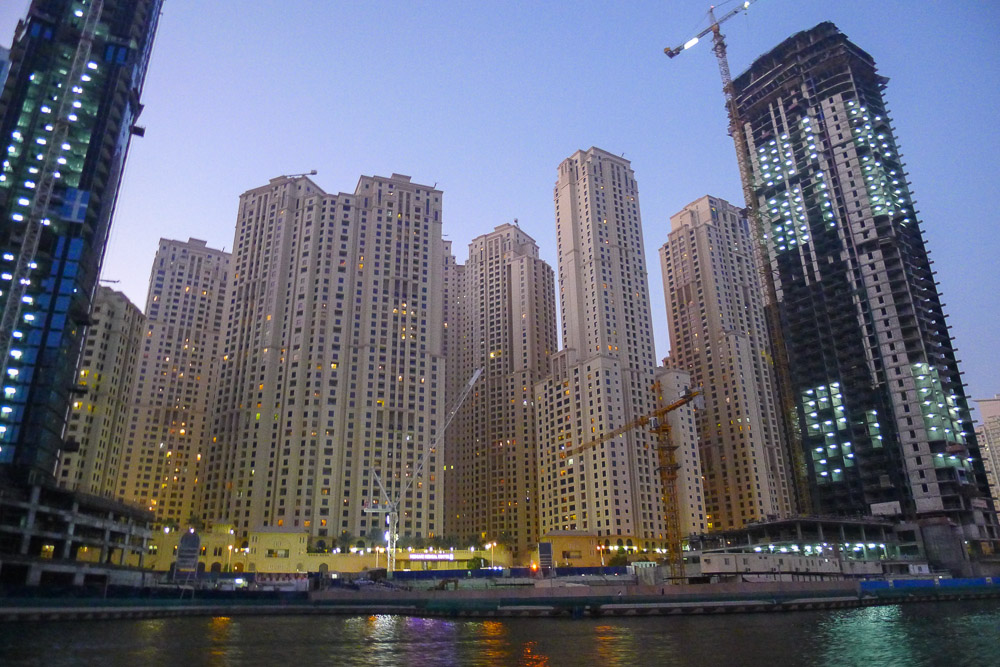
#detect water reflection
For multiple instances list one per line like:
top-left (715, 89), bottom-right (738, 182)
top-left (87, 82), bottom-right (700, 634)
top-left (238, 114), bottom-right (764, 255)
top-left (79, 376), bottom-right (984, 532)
top-left (2, 601), bottom-right (999, 666)
top-left (518, 640), bottom-right (549, 666)
top-left (812, 603), bottom-right (1000, 667)
top-left (593, 623), bottom-right (640, 665)
top-left (207, 616), bottom-right (235, 666)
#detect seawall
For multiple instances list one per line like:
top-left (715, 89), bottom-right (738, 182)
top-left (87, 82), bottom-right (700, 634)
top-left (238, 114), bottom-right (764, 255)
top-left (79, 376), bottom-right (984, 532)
top-left (3, 578), bottom-right (1000, 621)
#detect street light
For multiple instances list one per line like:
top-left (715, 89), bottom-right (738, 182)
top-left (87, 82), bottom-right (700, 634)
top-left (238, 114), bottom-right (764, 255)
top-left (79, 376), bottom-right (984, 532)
top-left (598, 545), bottom-right (605, 566)
top-left (227, 544), bottom-right (233, 572)
top-left (487, 542), bottom-right (496, 569)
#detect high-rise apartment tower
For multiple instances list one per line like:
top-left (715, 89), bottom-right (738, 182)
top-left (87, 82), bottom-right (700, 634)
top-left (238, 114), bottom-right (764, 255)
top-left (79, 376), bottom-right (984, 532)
top-left (660, 196), bottom-right (792, 530)
top-left (57, 286), bottom-right (143, 497)
top-left (536, 148), bottom-right (667, 547)
top-left (0, 0), bottom-right (161, 483)
top-left (975, 396), bottom-right (1000, 508)
top-left (734, 23), bottom-right (996, 547)
top-left (445, 224), bottom-right (557, 558)
top-left (654, 366), bottom-right (707, 538)
top-left (119, 238), bottom-right (229, 526)
top-left (205, 174), bottom-right (445, 547)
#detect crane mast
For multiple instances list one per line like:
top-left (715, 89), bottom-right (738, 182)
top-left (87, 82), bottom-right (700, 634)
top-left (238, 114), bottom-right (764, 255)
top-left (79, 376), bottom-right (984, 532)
top-left (665, 1), bottom-right (811, 514)
top-left (574, 387), bottom-right (700, 581)
top-left (366, 368), bottom-right (482, 576)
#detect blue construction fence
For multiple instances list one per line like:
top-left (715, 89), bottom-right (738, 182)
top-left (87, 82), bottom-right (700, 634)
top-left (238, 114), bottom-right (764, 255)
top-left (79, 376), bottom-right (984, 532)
top-left (860, 577), bottom-right (998, 593)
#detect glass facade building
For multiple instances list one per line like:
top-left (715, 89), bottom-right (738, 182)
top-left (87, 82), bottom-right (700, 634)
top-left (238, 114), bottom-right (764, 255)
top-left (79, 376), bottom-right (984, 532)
top-left (0, 0), bottom-right (162, 483)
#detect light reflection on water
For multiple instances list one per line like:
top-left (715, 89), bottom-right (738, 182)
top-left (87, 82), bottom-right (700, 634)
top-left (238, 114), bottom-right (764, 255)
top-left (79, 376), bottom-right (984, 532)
top-left (592, 623), bottom-right (640, 664)
top-left (1, 600), bottom-right (999, 666)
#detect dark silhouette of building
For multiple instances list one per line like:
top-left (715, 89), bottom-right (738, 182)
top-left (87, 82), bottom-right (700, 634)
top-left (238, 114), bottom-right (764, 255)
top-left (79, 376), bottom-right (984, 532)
top-left (0, 0), bottom-right (161, 485)
top-left (733, 23), bottom-right (996, 554)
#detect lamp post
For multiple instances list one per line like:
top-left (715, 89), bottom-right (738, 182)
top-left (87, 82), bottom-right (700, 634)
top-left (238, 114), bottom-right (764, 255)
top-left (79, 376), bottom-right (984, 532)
top-left (488, 542), bottom-right (496, 569)
top-left (227, 544), bottom-right (233, 572)
top-left (598, 545), bottom-right (605, 566)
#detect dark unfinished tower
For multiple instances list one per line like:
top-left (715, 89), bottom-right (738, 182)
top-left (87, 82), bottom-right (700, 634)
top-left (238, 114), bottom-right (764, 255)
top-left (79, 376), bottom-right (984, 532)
top-left (733, 23), bottom-right (996, 552)
top-left (0, 0), bottom-right (161, 484)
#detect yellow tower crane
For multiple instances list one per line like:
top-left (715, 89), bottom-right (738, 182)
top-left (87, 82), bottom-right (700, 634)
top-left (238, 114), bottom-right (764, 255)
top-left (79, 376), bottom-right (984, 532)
top-left (665, 1), bottom-right (811, 514)
top-left (571, 387), bottom-right (701, 581)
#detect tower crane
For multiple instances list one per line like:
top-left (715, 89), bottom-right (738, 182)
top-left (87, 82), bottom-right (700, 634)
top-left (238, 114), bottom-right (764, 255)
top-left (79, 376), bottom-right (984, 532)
top-left (665, 2), bottom-right (812, 513)
top-left (365, 367), bottom-right (482, 577)
top-left (279, 170), bottom-right (318, 179)
top-left (664, 1), bottom-right (757, 250)
top-left (571, 386), bottom-right (701, 581)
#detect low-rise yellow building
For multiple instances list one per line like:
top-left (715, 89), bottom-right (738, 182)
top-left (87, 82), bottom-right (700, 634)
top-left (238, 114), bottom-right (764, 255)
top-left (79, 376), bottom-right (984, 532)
top-left (134, 524), bottom-right (510, 575)
top-left (540, 531), bottom-right (652, 568)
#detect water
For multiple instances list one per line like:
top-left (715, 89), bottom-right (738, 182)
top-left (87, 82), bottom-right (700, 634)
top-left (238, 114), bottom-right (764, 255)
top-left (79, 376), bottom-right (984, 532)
top-left (2, 600), bottom-right (999, 666)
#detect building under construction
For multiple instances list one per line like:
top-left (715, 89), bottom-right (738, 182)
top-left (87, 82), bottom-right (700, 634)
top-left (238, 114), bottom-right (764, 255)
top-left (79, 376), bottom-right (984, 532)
top-left (732, 23), bottom-right (997, 554)
top-left (0, 0), bottom-right (161, 485)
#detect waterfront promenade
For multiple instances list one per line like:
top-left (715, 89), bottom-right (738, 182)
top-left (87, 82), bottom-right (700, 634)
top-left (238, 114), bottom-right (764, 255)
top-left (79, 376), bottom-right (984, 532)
top-left (3, 578), bottom-right (999, 622)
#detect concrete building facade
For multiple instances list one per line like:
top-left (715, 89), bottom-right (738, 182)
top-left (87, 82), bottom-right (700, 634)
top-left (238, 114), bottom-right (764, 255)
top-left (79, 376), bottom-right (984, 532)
top-left (654, 366), bottom-right (707, 538)
top-left (975, 396), bottom-right (1000, 506)
top-left (733, 23), bottom-right (996, 548)
top-left (445, 224), bottom-right (557, 558)
top-left (57, 286), bottom-right (144, 498)
top-left (660, 196), bottom-right (792, 530)
top-left (117, 238), bottom-right (229, 526)
top-left (205, 174), bottom-right (445, 547)
top-left (536, 148), bottom-right (667, 547)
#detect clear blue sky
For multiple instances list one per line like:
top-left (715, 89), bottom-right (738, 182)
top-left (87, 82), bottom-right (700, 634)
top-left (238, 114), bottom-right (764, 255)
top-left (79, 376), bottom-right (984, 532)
top-left (3, 1), bottom-right (998, 412)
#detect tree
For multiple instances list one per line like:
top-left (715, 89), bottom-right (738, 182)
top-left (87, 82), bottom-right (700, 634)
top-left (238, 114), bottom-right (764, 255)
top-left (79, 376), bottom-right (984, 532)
top-left (337, 532), bottom-right (355, 553)
top-left (365, 528), bottom-right (385, 548)
top-left (608, 547), bottom-right (629, 567)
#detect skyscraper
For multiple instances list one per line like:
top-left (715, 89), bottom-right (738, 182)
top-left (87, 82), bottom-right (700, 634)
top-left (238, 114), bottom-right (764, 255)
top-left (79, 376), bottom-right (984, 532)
top-left (205, 174), bottom-right (445, 547)
top-left (0, 0), bottom-right (161, 483)
top-left (660, 195), bottom-right (792, 530)
top-left (975, 396), bottom-right (1000, 507)
top-left (734, 23), bottom-right (996, 548)
top-left (654, 366), bottom-right (706, 538)
top-left (445, 223), bottom-right (557, 558)
top-left (57, 285), bottom-right (143, 497)
top-left (119, 238), bottom-right (229, 526)
top-left (536, 148), bottom-right (667, 546)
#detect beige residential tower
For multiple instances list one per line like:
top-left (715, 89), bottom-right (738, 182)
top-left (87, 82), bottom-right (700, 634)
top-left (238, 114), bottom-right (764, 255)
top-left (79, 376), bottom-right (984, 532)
top-left (536, 148), bottom-right (667, 548)
top-left (119, 238), bottom-right (230, 526)
top-left (204, 174), bottom-right (445, 546)
top-left (445, 223), bottom-right (557, 558)
top-left (660, 195), bottom-right (792, 530)
top-left (58, 287), bottom-right (144, 499)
